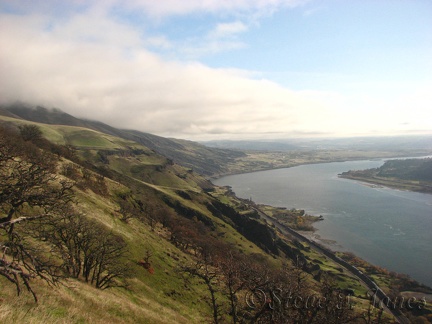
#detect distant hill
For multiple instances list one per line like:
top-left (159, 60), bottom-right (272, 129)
top-left (4, 103), bottom-right (431, 178)
top-left (1, 104), bottom-right (430, 323)
top-left (202, 139), bottom-right (300, 151)
top-left (0, 103), bottom-right (245, 176)
top-left (1, 103), bottom-right (89, 127)
top-left (340, 158), bottom-right (432, 193)
top-left (377, 158), bottom-right (432, 181)
top-left (203, 135), bottom-right (432, 152)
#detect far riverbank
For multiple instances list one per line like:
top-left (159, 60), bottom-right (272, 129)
top-left (212, 159), bottom-right (432, 288)
top-left (338, 156), bottom-right (432, 194)
top-left (209, 150), bottom-right (432, 180)
top-left (339, 173), bottom-right (432, 194)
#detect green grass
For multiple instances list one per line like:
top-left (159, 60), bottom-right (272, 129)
top-left (3, 113), bottom-right (420, 322)
top-left (63, 130), bottom-right (117, 148)
top-left (0, 172), bottom-right (210, 323)
top-left (0, 115), bottom-right (145, 150)
top-left (62, 155), bottom-right (276, 319)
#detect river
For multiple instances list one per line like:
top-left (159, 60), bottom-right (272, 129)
top-left (213, 159), bottom-right (432, 288)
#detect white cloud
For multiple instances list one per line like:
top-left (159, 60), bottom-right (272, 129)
top-left (145, 36), bottom-right (173, 50)
top-left (209, 21), bottom-right (248, 39)
top-left (0, 10), bottom-right (336, 139)
top-left (179, 21), bottom-right (250, 56)
top-left (178, 39), bottom-right (247, 59)
top-left (174, 21), bottom-right (249, 59)
top-left (1, 1), bottom-right (429, 140)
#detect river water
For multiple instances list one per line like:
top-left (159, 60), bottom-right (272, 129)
top-left (213, 159), bottom-right (432, 288)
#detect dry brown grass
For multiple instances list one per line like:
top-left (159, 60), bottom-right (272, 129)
top-left (0, 277), bottom-right (204, 323)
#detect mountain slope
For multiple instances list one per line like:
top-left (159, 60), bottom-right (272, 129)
top-left (1, 107), bottom-right (430, 323)
top-left (0, 117), bottom-right (270, 323)
top-left (0, 103), bottom-right (245, 176)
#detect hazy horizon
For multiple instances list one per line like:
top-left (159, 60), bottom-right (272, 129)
top-left (1, 1), bottom-right (431, 141)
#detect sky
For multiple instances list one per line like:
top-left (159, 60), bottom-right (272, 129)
top-left (0, 0), bottom-right (431, 140)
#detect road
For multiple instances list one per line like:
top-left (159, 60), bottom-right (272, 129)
top-left (252, 205), bottom-right (411, 324)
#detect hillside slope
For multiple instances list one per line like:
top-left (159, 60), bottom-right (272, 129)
top-left (0, 117), bottom-right (288, 321)
top-left (4, 103), bottom-right (431, 179)
top-left (0, 117), bottom-right (350, 322)
top-left (1, 112), bottom-right (430, 323)
top-left (0, 103), bottom-right (245, 176)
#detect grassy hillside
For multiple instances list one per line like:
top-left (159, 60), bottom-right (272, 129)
top-left (1, 112), bottom-right (431, 323)
top-left (5, 104), bottom-right (430, 179)
top-left (0, 104), bottom-right (246, 176)
top-left (0, 120), bottom-right (269, 323)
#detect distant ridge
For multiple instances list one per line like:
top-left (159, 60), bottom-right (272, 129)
top-left (202, 139), bottom-right (300, 151)
top-left (0, 103), bottom-right (245, 176)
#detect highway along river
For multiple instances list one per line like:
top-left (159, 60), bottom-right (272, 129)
top-left (213, 159), bottom-right (432, 288)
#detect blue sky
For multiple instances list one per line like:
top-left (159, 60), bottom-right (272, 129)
top-left (1, 0), bottom-right (431, 139)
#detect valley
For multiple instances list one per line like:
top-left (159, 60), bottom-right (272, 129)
top-left (1, 104), bottom-right (431, 323)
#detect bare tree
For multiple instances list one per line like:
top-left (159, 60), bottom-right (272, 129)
top-left (87, 228), bottom-right (130, 289)
top-left (33, 209), bottom-right (131, 289)
top-left (0, 127), bottom-right (74, 301)
top-left (181, 255), bottom-right (222, 324)
top-left (216, 251), bottom-right (255, 323)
